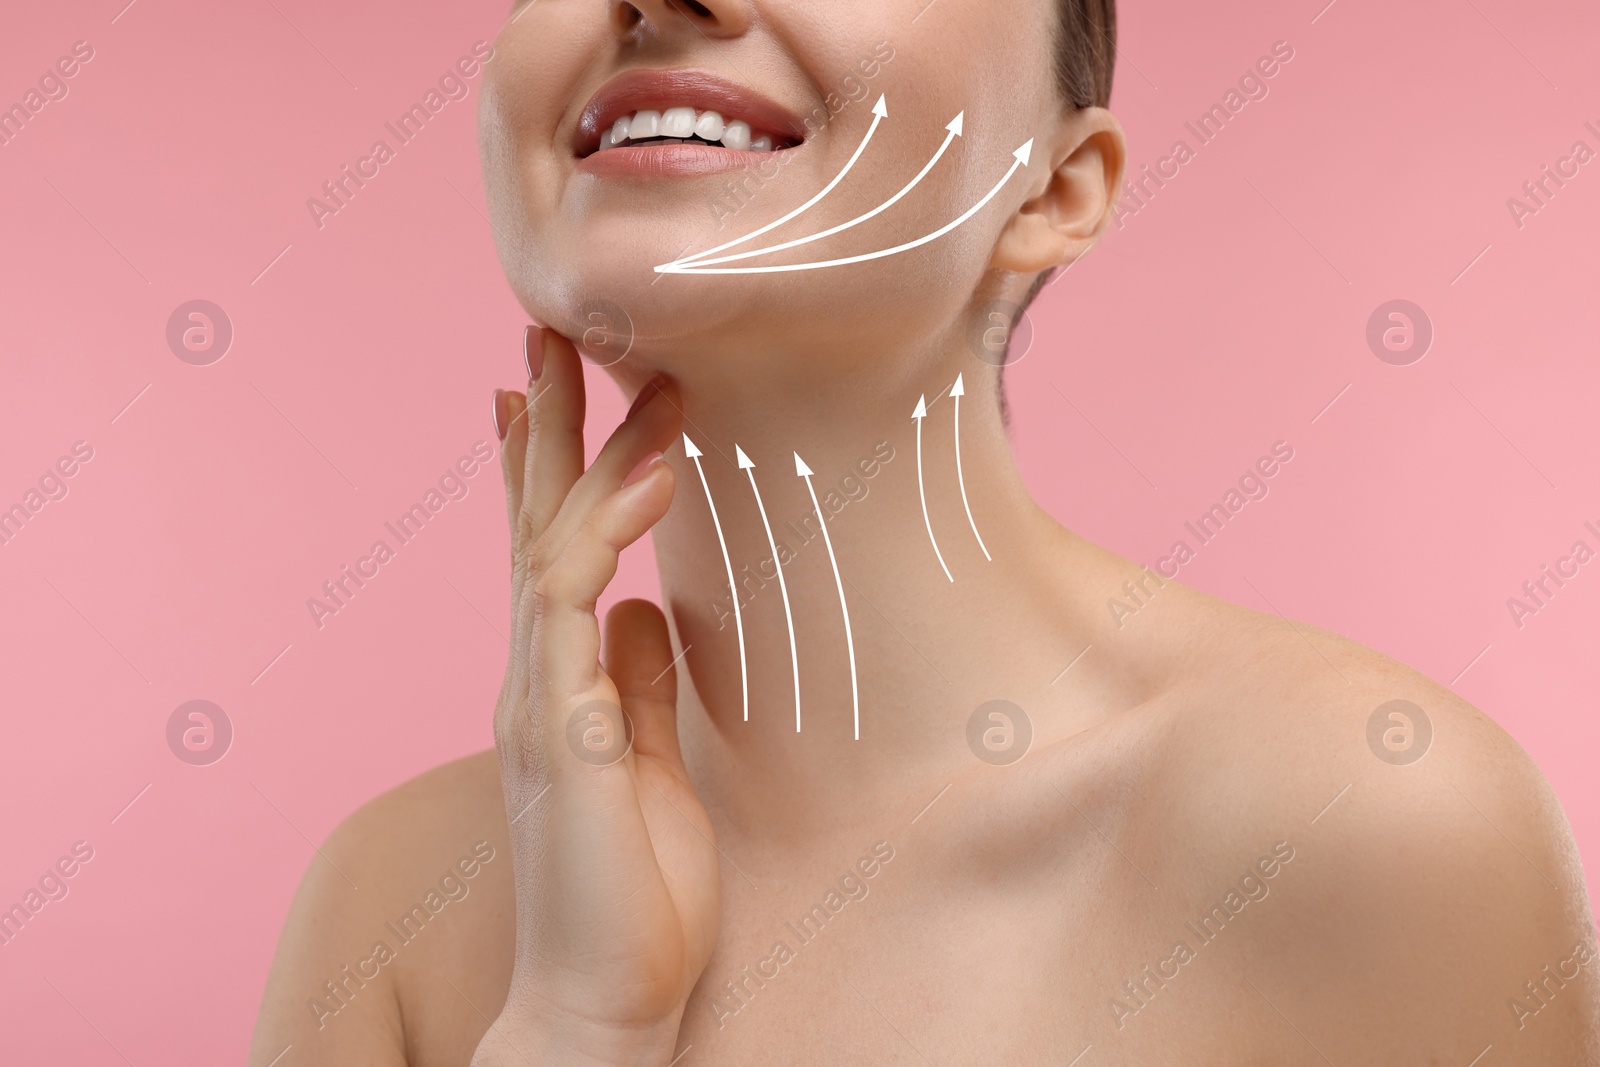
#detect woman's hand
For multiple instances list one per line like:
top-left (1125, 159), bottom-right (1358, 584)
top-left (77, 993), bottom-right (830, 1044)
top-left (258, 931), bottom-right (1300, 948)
top-left (473, 328), bottom-right (720, 1067)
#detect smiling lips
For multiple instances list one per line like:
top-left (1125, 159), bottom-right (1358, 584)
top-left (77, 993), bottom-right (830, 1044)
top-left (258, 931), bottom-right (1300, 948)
top-left (575, 67), bottom-right (804, 177)
top-left (601, 107), bottom-right (774, 153)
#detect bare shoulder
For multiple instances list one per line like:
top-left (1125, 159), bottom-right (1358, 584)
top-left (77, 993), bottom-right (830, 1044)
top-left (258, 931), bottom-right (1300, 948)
top-left (1134, 592), bottom-right (1600, 1063)
top-left (250, 749), bottom-right (513, 1067)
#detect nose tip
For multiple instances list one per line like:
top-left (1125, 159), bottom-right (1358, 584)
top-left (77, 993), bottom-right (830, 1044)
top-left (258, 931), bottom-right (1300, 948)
top-left (609, 0), bottom-right (753, 39)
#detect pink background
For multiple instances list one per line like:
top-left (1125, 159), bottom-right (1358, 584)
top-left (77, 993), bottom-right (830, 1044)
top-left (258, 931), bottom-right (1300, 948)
top-left (3, 0), bottom-right (1597, 1061)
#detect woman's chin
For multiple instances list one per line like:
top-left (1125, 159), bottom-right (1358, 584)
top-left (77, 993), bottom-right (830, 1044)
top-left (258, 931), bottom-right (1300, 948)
top-left (525, 264), bottom-right (769, 355)
top-left (517, 247), bottom-right (957, 382)
top-left (526, 287), bottom-right (754, 374)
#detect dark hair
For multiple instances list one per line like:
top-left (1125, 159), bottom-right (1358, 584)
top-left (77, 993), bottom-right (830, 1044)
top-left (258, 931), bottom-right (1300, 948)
top-left (1055, 0), bottom-right (1117, 110)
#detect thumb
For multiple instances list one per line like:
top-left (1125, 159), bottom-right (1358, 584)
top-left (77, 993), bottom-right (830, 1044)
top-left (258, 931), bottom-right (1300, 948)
top-left (603, 598), bottom-right (687, 773)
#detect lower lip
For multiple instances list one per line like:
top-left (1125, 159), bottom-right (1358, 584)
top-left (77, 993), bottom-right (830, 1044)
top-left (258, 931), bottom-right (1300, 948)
top-left (577, 143), bottom-right (793, 178)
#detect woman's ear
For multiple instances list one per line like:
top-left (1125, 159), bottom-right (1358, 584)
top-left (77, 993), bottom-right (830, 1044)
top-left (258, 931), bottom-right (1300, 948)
top-left (989, 108), bottom-right (1125, 273)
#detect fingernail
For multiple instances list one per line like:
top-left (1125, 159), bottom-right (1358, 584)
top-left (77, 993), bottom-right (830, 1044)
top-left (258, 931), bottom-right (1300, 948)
top-left (626, 375), bottom-right (667, 419)
top-left (523, 325), bottom-right (543, 381)
top-left (492, 389), bottom-right (509, 441)
top-left (623, 451), bottom-right (665, 488)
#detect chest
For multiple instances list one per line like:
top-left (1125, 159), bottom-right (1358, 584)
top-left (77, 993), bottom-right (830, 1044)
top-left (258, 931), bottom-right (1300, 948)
top-left (667, 827), bottom-right (1163, 1064)
top-left (421, 771), bottom-right (1287, 1065)
top-left (667, 814), bottom-right (1290, 1066)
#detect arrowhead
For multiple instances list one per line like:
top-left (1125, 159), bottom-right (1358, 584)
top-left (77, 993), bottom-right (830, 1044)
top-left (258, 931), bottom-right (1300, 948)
top-left (913, 395), bottom-right (927, 419)
top-left (1014, 138), bottom-right (1035, 166)
top-left (793, 452), bottom-right (813, 478)
top-left (735, 445), bottom-right (754, 469)
top-left (682, 433), bottom-right (703, 459)
top-left (872, 95), bottom-right (888, 119)
top-left (950, 373), bottom-right (965, 397)
top-left (947, 112), bottom-right (964, 136)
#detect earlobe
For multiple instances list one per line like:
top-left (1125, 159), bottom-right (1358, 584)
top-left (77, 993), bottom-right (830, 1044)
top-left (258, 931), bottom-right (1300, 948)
top-left (990, 111), bottom-right (1125, 273)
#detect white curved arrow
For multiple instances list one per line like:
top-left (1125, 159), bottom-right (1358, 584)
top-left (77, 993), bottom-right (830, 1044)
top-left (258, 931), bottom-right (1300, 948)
top-left (674, 112), bottom-right (964, 269)
top-left (657, 139), bottom-right (1034, 275)
top-left (796, 452), bottom-right (859, 740)
top-left (950, 374), bottom-right (991, 561)
top-left (686, 434), bottom-right (747, 721)
top-left (913, 395), bottom-right (953, 583)
top-left (737, 446), bottom-right (800, 732)
top-left (661, 96), bottom-right (888, 270)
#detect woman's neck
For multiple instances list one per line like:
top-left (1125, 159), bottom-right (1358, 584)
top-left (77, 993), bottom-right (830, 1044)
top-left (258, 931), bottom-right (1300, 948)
top-left (645, 343), bottom-right (1113, 837)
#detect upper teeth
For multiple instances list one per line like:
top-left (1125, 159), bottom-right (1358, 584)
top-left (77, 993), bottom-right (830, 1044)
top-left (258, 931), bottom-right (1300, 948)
top-left (600, 108), bottom-right (772, 152)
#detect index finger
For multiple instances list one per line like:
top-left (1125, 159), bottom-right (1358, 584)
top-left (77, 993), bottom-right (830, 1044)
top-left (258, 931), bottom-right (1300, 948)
top-left (517, 327), bottom-right (588, 555)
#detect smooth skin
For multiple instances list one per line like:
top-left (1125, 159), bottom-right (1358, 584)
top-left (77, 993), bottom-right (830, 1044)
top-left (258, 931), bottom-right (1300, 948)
top-left (251, 0), bottom-right (1600, 1063)
top-left (250, 331), bottom-right (1600, 1067)
top-left (480, 360), bottom-right (718, 1065)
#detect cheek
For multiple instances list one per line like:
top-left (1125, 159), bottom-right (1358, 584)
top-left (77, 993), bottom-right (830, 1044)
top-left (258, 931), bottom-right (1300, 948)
top-left (479, 14), bottom-right (601, 251)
